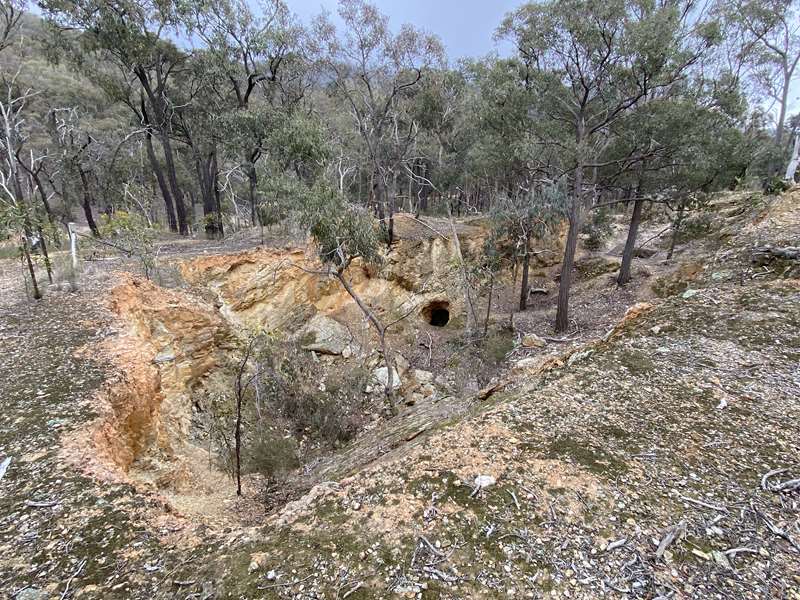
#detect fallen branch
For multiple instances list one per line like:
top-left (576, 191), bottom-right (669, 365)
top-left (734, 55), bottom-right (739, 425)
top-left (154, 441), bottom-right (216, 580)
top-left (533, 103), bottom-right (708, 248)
top-left (752, 503), bottom-right (800, 552)
top-left (24, 499), bottom-right (59, 508)
top-left (679, 495), bottom-right (728, 513)
top-left (655, 521), bottom-right (686, 560)
top-left (724, 547), bottom-right (757, 558)
top-left (761, 468), bottom-right (800, 492)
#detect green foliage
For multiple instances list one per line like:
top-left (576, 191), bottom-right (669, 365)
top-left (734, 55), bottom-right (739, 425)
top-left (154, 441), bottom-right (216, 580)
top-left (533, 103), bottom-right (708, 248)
top-left (244, 431), bottom-right (299, 479)
top-left (97, 210), bottom-right (158, 278)
top-left (299, 184), bottom-right (381, 270)
top-left (488, 183), bottom-right (567, 261)
top-left (581, 209), bottom-right (613, 251)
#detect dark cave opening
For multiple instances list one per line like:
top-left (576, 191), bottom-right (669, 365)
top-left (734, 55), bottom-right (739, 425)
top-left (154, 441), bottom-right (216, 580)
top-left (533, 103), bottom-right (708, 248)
top-left (422, 301), bottom-right (450, 327)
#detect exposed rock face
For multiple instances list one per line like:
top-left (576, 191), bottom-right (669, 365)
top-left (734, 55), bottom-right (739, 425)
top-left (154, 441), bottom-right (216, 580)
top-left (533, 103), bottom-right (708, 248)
top-left (84, 275), bottom-right (231, 473)
top-left (180, 248), bottom-right (431, 333)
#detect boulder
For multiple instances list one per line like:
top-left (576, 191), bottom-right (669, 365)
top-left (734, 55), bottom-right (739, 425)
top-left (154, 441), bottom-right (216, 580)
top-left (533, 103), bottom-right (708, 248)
top-left (373, 366), bottom-right (402, 390)
top-left (514, 357), bottom-right (540, 370)
top-left (521, 333), bottom-right (547, 348)
top-left (413, 369), bottom-right (434, 384)
top-left (296, 314), bottom-right (352, 355)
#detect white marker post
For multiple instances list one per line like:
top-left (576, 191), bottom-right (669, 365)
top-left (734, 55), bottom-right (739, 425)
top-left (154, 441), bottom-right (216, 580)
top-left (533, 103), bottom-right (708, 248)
top-left (68, 222), bottom-right (79, 285)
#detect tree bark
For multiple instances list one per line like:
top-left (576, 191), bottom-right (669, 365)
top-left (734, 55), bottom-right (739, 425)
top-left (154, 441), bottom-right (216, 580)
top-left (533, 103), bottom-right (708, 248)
top-left (77, 167), bottom-right (99, 237)
top-left (143, 126), bottom-right (178, 232)
top-left (519, 229), bottom-right (531, 311)
top-left (618, 197), bottom-right (644, 286)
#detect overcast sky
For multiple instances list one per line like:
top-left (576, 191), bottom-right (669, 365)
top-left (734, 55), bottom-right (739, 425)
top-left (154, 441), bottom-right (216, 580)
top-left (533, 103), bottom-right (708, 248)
top-left (288, 0), bottom-right (520, 61)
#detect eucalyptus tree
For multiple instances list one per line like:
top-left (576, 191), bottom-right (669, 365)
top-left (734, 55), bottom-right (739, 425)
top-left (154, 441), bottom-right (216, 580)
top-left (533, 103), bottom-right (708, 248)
top-left (0, 0), bottom-right (26, 54)
top-left (0, 72), bottom-right (48, 298)
top-left (311, 0), bottom-right (444, 246)
top-left (191, 0), bottom-right (308, 227)
top-left (724, 0), bottom-right (800, 163)
top-left (41, 0), bottom-right (192, 234)
top-left (498, 0), bottom-right (719, 332)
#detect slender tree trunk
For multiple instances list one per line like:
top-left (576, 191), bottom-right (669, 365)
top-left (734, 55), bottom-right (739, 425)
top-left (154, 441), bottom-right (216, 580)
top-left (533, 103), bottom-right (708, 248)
top-left (37, 226), bottom-right (53, 284)
top-left (29, 170), bottom-right (55, 228)
top-left (387, 174), bottom-right (395, 248)
top-left (211, 151), bottom-right (225, 238)
top-left (667, 202), bottom-right (685, 261)
top-left (555, 155), bottom-right (583, 333)
top-left (519, 229), bottom-right (531, 311)
top-left (618, 198), bottom-right (643, 286)
top-left (77, 167), bottom-right (99, 237)
top-left (248, 162), bottom-right (259, 227)
top-left (22, 238), bottom-right (41, 300)
top-left (234, 339), bottom-right (255, 497)
top-left (144, 127), bottom-right (178, 232)
top-left (334, 270), bottom-right (397, 415)
top-left (484, 272), bottom-right (494, 337)
top-left (158, 132), bottom-right (188, 235)
top-left (196, 152), bottom-right (224, 240)
top-left (618, 174), bottom-right (644, 285)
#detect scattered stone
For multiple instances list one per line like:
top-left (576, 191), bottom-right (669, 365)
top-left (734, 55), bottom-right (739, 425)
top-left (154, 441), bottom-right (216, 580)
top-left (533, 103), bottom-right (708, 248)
top-left (248, 552), bottom-right (269, 573)
top-left (473, 474), bottom-right (496, 490)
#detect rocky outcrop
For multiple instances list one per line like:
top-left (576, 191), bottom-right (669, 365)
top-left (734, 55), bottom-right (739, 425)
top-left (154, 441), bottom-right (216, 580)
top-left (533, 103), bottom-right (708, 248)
top-left (80, 275), bottom-right (232, 474)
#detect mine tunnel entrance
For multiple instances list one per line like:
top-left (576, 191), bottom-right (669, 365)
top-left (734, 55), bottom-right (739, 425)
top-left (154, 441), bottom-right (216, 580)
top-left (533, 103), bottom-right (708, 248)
top-left (422, 301), bottom-right (450, 327)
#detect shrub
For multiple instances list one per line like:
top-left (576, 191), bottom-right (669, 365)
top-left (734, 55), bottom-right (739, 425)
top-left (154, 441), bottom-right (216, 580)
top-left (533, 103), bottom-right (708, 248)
top-left (582, 209), bottom-right (613, 250)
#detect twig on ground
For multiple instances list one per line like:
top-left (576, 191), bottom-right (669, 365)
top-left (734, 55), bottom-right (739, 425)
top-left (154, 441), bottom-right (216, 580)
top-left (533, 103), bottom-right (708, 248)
top-left (60, 558), bottom-right (87, 600)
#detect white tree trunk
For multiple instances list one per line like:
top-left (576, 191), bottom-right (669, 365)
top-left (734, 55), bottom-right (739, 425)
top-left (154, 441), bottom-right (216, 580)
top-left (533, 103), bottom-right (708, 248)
top-left (785, 134), bottom-right (800, 183)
